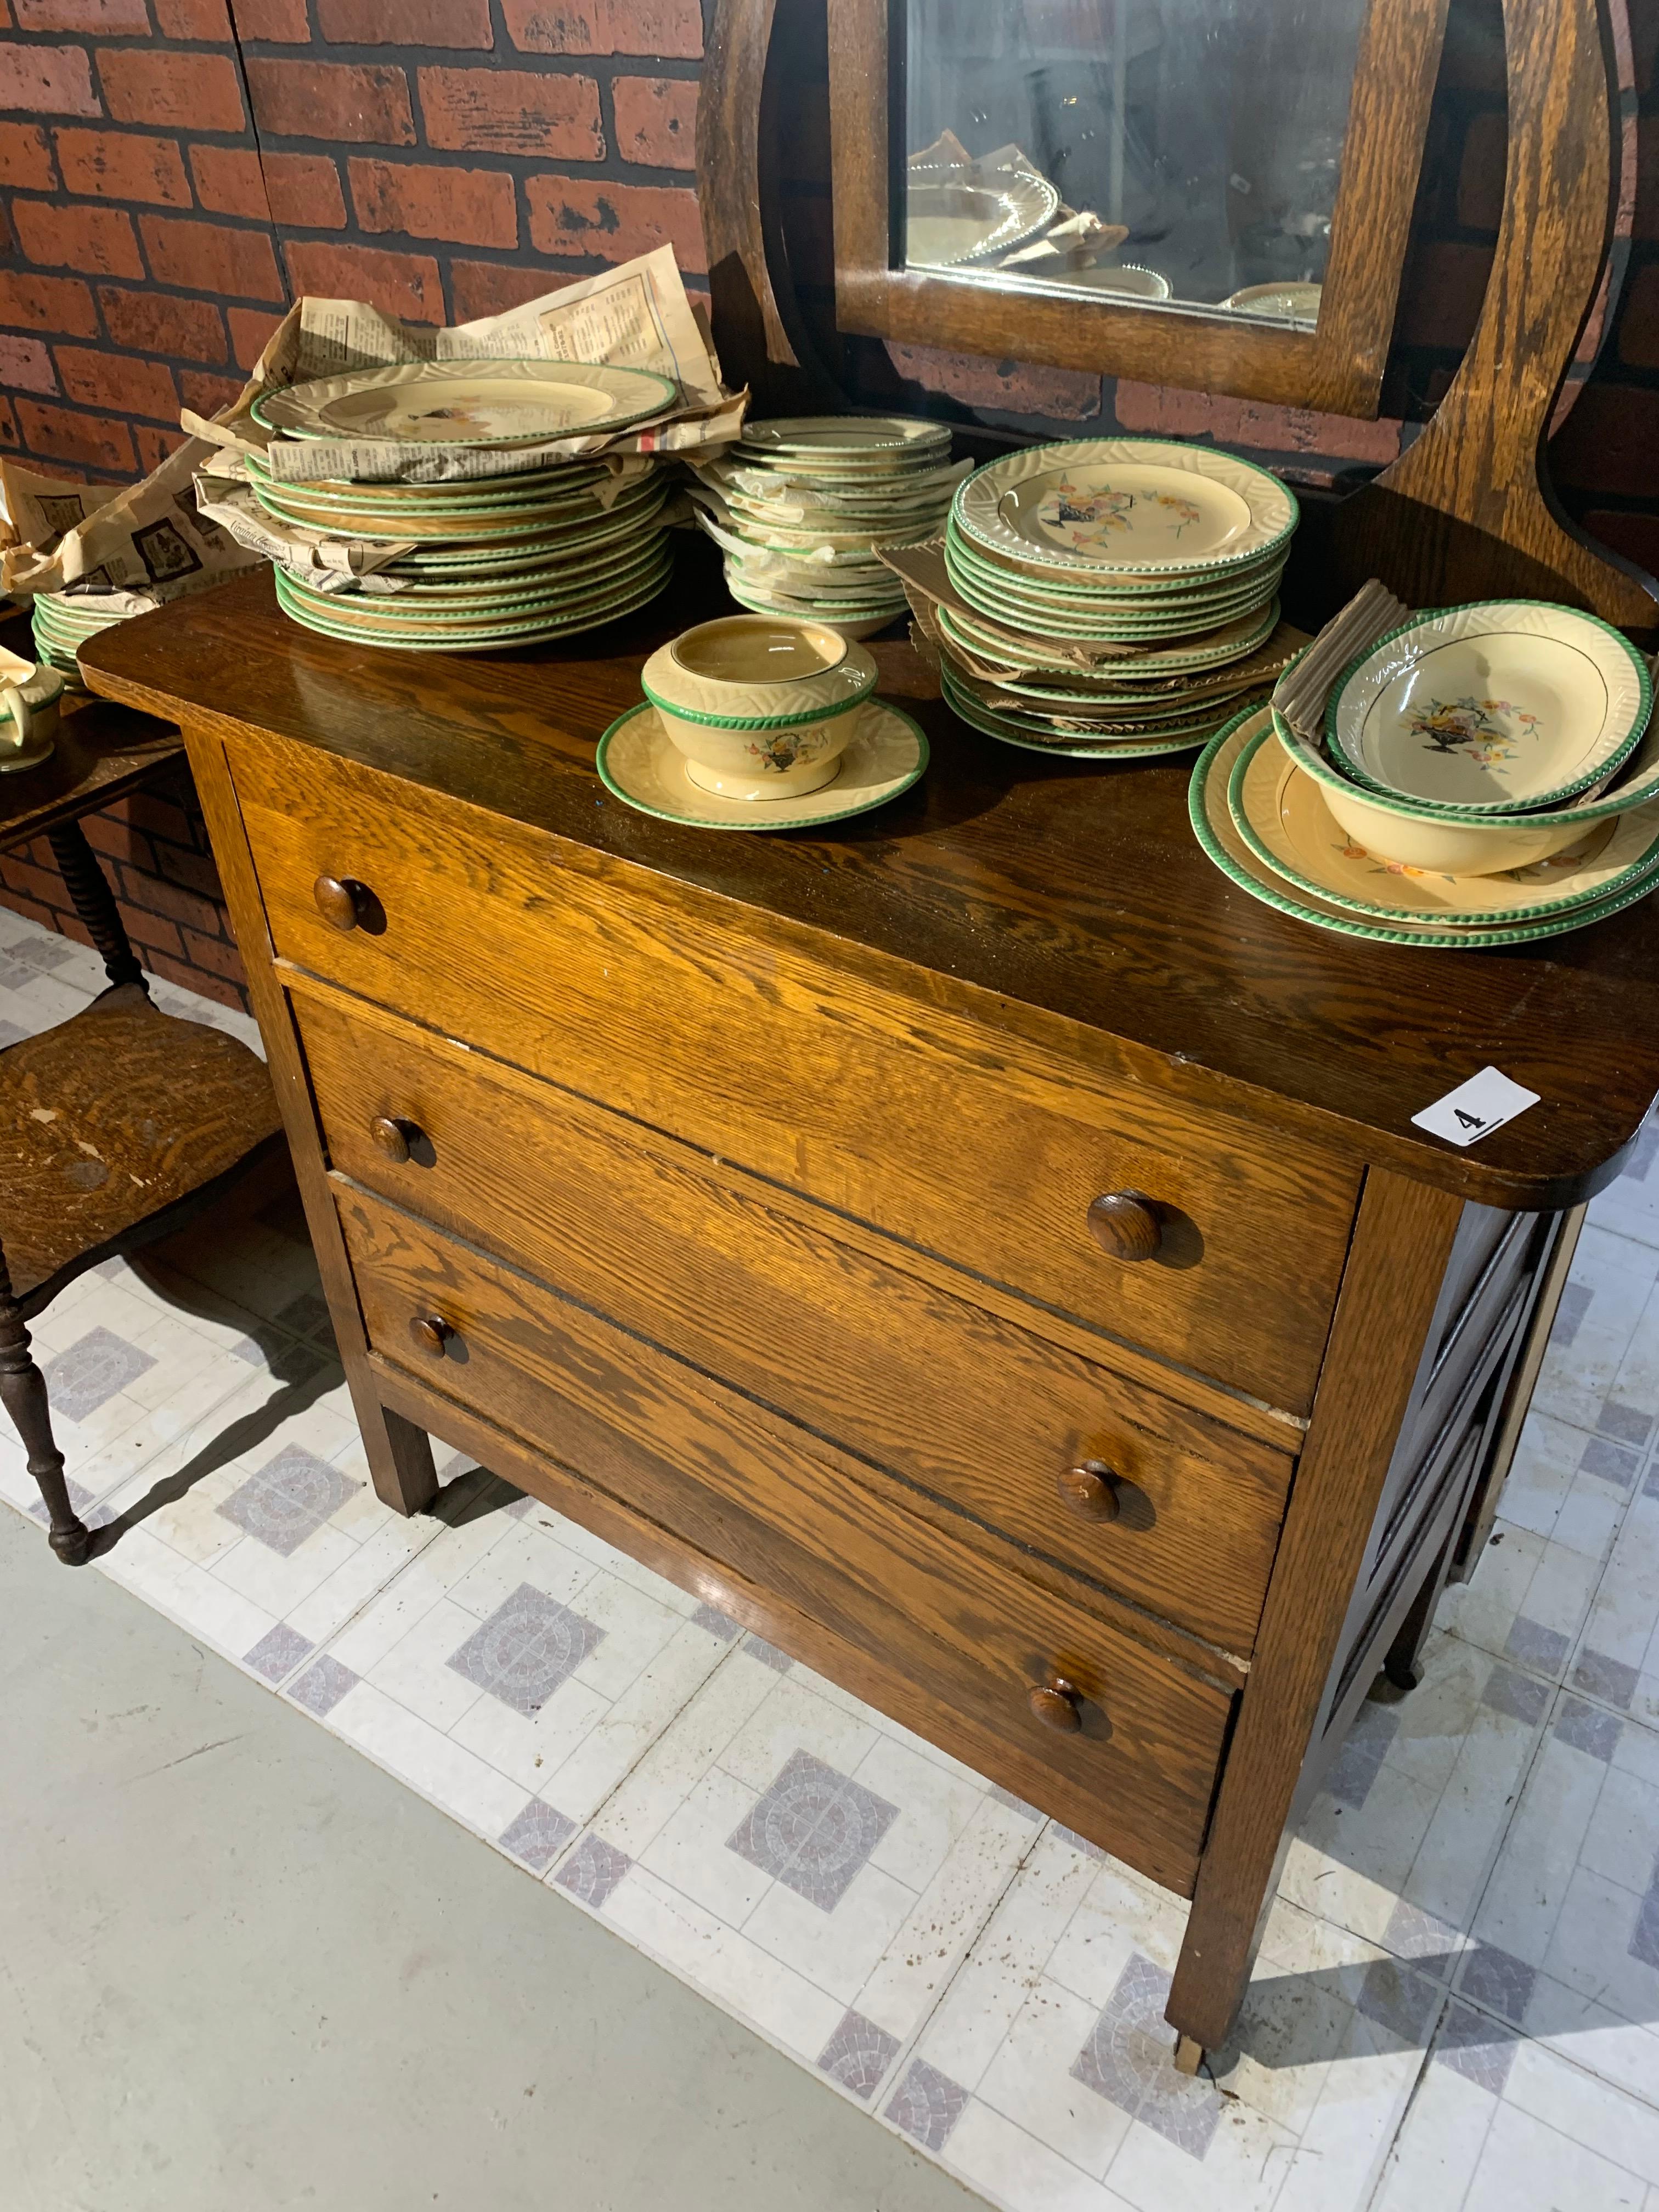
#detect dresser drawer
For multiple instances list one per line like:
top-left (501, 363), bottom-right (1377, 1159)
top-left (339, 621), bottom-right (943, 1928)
top-left (296, 984), bottom-right (1294, 1653)
top-left (233, 734), bottom-right (1357, 1413)
top-left (334, 1180), bottom-right (1237, 1892)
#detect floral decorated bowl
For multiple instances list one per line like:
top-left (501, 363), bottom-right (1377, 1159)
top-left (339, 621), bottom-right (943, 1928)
top-left (641, 614), bottom-right (878, 800)
top-left (1325, 601), bottom-right (1651, 815)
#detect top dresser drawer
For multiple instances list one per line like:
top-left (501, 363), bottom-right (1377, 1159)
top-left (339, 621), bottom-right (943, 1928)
top-left (230, 733), bottom-right (1359, 1412)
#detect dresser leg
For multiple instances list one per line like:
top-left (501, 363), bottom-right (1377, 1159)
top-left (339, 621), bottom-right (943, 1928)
top-left (1171, 2034), bottom-right (1205, 2076)
top-left (0, 1251), bottom-right (92, 1565)
top-left (359, 1392), bottom-right (439, 1516)
top-left (1383, 1504), bottom-right (1463, 1693)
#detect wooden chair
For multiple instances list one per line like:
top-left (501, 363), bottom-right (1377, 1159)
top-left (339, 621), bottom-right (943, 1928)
top-left (0, 677), bottom-right (283, 1564)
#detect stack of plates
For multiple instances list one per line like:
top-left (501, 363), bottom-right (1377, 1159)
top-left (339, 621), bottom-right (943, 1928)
top-left (695, 417), bottom-right (960, 638)
top-left (930, 437), bottom-right (1299, 757)
top-left (1192, 703), bottom-right (1659, 950)
top-left (246, 359), bottom-right (681, 652)
top-left (31, 591), bottom-right (132, 690)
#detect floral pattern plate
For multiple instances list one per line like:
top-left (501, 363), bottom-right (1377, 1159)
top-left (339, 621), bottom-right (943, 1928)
top-left (1327, 600), bottom-right (1652, 812)
top-left (253, 359), bottom-right (678, 445)
top-left (941, 667), bottom-right (1236, 759)
top-left (1228, 719), bottom-right (1659, 923)
top-left (954, 437), bottom-right (1297, 577)
top-left (598, 698), bottom-right (927, 829)
top-left (1191, 708), bottom-right (1659, 949)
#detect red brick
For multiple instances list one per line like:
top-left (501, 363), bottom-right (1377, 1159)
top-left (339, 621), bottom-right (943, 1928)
top-left (526, 176), bottom-right (705, 270)
top-left (319, 0), bottom-right (490, 43)
top-left (15, 0), bottom-right (146, 27)
top-left (83, 810), bottom-right (158, 870)
top-left (284, 238), bottom-right (443, 323)
top-left (139, 214), bottom-right (285, 302)
top-left (1620, 261), bottom-right (1659, 369)
top-left (247, 58), bottom-right (414, 145)
top-left (156, 842), bottom-right (222, 900)
top-left (348, 156), bottom-right (517, 247)
top-left (612, 75), bottom-right (697, 171)
top-left (0, 396), bottom-right (18, 447)
top-left (263, 151), bottom-right (346, 227)
top-left (1582, 508), bottom-right (1659, 577)
top-left (0, 332), bottom-right (57, 393)
top-left (447, 257), bottom-right (558, 321)
top-left (0, 122), bottom-right (58, 190)
top-left (148, 947), bottom-right (245, 1008)
top-left (0, 856), bottom-right (71, 911)
top-left (228, 0), bottom-right (306, 35)
top-left (16, 396), bottom-right (134, 471)
top-left (120, 864), bottom-right (222, 936)
top-left (54, 126), bottom-right (191, 206)
top-left (227, 303), bottom-right (284, 368)
top-left (153, 0), bottom-right (230, 31)
top-left (55, 343), bottom-right (177, 419)
top-left (502, 0), bottom-right (701, 58)
top-left (126, 789), bottom-right (197, 844)
top-left (0, 44), bottom-right (101, 116)
top-left (1455, 110), bottom-right (1506, 233)
top-left (189, 144), bottom-right (272, 221)
top-left (133, 421), bottom-right (187, 470)
top-left (418, 65), bottom-right (602, 158)
top-left (1111, 380), bottom-right (1401, 465)
top-left (0, 268), bottom-right (98, 334)
top-left (877, 341), bottom-right (1097, 422)
top-left (0, 890), bottom-right (64, 935)
top-left (99, 50), bottom-right (246, 133)
top-left (1550, 382), bottom-right (1659, 498)
top-left (177, 366), bottom-right (242, 415)
top-left (13, 199), bottom-right (143, 279)
top-left (1633, 4), bottom-right (1659, 94)
top-left (1395, 240), bottom-right (1494, 350)
top-left (99, 283), bottom-right (225, 360)
top-left (178, 927), bottom-right (246, 985)
top-left (125, 911), bottom-right (187, 960)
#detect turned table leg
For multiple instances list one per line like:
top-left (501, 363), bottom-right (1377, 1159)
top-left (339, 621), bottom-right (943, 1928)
top-left (0, 1244), bottom-right (91, 1565)
top-left (47, 819), bottom-right (145, 991)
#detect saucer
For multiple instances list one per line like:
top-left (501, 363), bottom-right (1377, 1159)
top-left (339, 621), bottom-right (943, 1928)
top-left (597, 698), bottom-right (928, 831)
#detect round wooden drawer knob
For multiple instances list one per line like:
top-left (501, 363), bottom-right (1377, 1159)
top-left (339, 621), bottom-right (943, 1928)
top-left (410, 1313), bottom-right (453, 1357)
top-left (1028, 1673), bottom-right (1083, 1733)
top-left (1086, 1190), bottom-right (1163, 1263)
top-left (313, 873), bottom-right (369, 932)
top-left (1058, 1462), bottom-right (1121, 1522)
top-left (370, 1115), bottom-right (421, 1164)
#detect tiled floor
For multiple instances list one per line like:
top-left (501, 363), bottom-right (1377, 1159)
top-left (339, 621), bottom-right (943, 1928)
top-left (5, 902), bottom-right (1659, 2212)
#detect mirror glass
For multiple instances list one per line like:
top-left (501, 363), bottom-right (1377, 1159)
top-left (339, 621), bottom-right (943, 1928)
top-left (901, 0), bottom-right (1370, 327)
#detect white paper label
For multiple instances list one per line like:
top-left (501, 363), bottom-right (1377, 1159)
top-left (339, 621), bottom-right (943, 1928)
top-left (1411, 1067), bottom-right (1541, 1148)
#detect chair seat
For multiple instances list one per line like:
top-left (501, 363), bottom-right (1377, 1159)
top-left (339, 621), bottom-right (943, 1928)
top-left (0, 983), bottom-right (283, 1301)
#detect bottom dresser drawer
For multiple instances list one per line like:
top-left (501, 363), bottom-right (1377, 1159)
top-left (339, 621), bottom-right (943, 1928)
top-left (334, 1181), bottom-right (1238, 1893)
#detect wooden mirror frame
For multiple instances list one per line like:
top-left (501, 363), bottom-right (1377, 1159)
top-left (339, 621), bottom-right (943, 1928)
top-left (824, 0), bottom-right (1451, 420)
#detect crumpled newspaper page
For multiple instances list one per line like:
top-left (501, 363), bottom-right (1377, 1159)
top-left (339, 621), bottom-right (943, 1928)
top-left (2, 445), bottom-right (263, 608)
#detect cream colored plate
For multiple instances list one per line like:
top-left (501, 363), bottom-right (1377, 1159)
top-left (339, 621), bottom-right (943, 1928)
top-left (1328, 600), bottom-right (1652, 812)
top-left (1229, 721), bottom-right (1659, 921)
top-left (1224, 281), bottom-right (1323, 323)
top-left (904, 165), bottom-right (1060, 267)
top-left (255, 359), bottom-right (677, 445)
top-left (956, 437), bottom-right (1297, 576)
top-left (599, 698), bottom-right (926, 829)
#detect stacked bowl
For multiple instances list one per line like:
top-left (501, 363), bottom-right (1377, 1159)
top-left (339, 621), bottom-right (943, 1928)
top-left (693, 417), bottom-right (961, 638)
top-left (1192, 600), bottom-right (1659, 950)
top-left (245, 359), bottom-right (681, 652)
top-left (31, 590), bottom-right (133, 690)
top-left (934, 437), bottom-right (1299, 757)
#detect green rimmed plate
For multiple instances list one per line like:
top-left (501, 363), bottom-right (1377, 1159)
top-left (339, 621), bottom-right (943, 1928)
top-left (936, 596), bottom-right (1282, 675)
top-left (941, 662), bottom-right (1246, 741)
top-left (279, 549), bottom-right (672, 631)
top-left (955, 437), bottom-right (1298, 579)
top-left (944, 516), bottom-right (1289, 606)
top-left (254, 359), bottom-right (676, 445)
top-left (941, 667), bottom-right (1238, 759)
top-left (274, 557), bottom-right (671, 652)
top-left (1191, 707), bottom-right (1659, 949)
top-left (1325, 599), bottom-right (1652, 814)
top-left (1228, 719), bottom-right (1659, 925)
top-left (946, 565), bottom-right (1281, 642)
top-left (599, 697), bottom-right (927, 831)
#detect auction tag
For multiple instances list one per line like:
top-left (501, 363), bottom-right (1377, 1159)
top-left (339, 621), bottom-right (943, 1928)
top-left (1412, 1066), bottom-right (1541, 1148)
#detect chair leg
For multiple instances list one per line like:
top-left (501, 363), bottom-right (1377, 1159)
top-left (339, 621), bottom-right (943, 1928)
top-left (46, 819), bottom-right (145, 991)
top-left (0, 1251), bottom-right (91, 1565)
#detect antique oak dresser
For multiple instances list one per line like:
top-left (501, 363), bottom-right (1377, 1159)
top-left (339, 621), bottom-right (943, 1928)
top-left (81, 548), bottom-right (1659, 2062)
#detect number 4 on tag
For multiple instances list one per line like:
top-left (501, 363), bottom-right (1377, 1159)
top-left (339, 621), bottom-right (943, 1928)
top-left (1412, 1069), bottom-right (1540, 1149)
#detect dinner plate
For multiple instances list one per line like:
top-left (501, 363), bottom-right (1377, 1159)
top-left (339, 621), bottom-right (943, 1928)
top-left (941, 667), bottom-right (1229, 759)
top-left (1228, 720), bottom-right (1659, 923)
top-left (599, 697), bottom-right (927, 829)
top-left (941, 662), bottom-right (1247, 738)
top-left (904, 163), bottom-right (1060, 268)
top-left (937, 596), bottom-right (1283, 675)
top-left (279, 543), bottom-right (672, 630)
top-left (1190, 708), bottom-right (1659, 948)
top-left (945, 527), bottom-right (1288, 612)
top-left (737, 416), bottom-right (950, 461)
top-left (1327, 600), bottom-right (1652, 813)
top-left (274, 556), bottom-right (671, 651)
top-left (1224, 281), bottom-right (1323, 323)
top-left (254, 359), bottom-right (678, 444)
top-left (956, 437), bottom-right (1298, 577)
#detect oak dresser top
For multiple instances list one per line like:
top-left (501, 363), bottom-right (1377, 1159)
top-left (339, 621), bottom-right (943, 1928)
top-left (80, 554), bottom-right (1659, 1213)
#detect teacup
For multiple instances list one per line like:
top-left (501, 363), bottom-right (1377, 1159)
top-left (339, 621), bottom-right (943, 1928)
top-left (642, 613), bottom-right (878, 800)
top-left (0, 652), bottom-right (63, 772)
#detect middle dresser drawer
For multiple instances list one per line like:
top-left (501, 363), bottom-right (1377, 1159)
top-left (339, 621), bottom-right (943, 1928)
top-left (295, 982), bottom-right (1295, 1654)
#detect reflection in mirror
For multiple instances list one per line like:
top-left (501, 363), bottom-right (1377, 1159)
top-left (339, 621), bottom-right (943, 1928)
top-left (901, 0), bottom-right (1370, 327)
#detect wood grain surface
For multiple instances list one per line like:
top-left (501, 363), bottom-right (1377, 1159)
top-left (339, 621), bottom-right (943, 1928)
top-left (78, 560), bottom-right (1659, 1212)
top-left (336, 1177), bottom-right (1238, 1892)
top-left (295, 980), bottom-right (1296, 1652)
